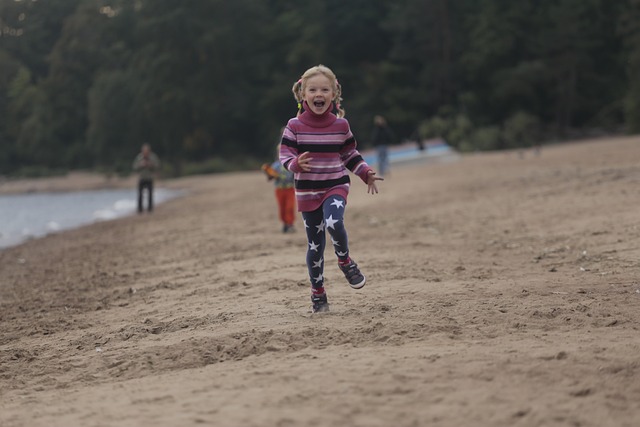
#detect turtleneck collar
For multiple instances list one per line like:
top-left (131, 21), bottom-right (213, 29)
top-left (298, 101), bottom-right (338, 128)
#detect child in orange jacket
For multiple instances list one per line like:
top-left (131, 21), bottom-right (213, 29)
top-left (262, 159), bottom-right (296, 233)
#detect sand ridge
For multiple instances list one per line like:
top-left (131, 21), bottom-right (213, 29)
top-left (1, 136), bottom-right (640, 426)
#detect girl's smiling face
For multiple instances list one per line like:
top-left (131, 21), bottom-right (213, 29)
top-left (303, 74), bottom-right (335, 115)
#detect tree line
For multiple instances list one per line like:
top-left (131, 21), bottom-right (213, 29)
top-left (0, 0), bottom-right (638, 176)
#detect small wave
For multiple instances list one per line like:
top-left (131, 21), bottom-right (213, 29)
top-left (93, 209), bottom-right (119, 221)
top-left (94, 198), bottom-right (139, 220)
top-left (114, 199), bottom-right (136, 212)
top-left (46, 221), bottom-right (61, 231)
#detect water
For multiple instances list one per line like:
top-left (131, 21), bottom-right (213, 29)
top-left (0, 188), bottom-right (181, 249)
top-left (361, 139), bottom-right (458, 166)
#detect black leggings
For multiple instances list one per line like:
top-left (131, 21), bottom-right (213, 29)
top-left (137, 179), bottom-right (154, 212)
top-left (301, 195), bottom-right (350, 290)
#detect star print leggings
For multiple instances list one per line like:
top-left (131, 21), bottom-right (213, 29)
top-left (301, 195), bottom-right (350, 293)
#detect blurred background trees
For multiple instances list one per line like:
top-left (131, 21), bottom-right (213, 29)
top-left (0, 0), bottom-right (637, 176)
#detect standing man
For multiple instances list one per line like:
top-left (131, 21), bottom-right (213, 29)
top-left (132, 143), bottom-right (160, 213)
top-left (370, 115), bottom-right (396, 177)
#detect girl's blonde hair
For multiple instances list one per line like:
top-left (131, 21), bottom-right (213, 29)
top-left (292, 64), bottom-right (345, 118)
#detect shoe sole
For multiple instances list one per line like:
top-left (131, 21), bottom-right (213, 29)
top-left (349, 275), bottom-right (366, 290)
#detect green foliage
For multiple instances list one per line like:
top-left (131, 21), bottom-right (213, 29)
top-left (418, 108), bottom-right (473, 150)
top-left (625, 83), bottom-right (640, 133)
top-left (621, 0), bottom-right (640, 133)
top-left (0, 0), bottom-right (82, 79)
top-left (0, 0), bottom-right (638, 176)
top-left (0, 50), bottom-right (22, 173)
top-left (467, 127), bottom-right (503, 152)
top-left (9, 166), bottom-right (68, 179)
top-left (86, 70), bottom-right (139, 170)
top-left (503, 111), bottom-right (541, 149)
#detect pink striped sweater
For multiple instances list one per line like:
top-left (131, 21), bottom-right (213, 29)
top-left (279, 103), bottom-right (372, 212)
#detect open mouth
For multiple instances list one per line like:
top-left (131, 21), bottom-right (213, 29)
top-left (313, 100), bottom-right (326, 108)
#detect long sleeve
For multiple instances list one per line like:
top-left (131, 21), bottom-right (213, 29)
top-left (340, 127), bottom-right (372, 184)
top-left (279, 121), bottom-right (302, 173)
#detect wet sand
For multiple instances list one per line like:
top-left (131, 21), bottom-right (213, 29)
top-left (1, 136), bottom-right (639, 427)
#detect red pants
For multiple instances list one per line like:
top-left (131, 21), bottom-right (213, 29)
top-left (275, 187), bottom-right (296, 226)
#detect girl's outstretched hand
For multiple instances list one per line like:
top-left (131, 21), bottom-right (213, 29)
top-left (366, 170), bottom-right (384, 194)
top-left (297, 152), bottom-right (313, 172)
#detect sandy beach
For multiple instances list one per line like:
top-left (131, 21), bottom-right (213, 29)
top-left (1, 136), bottom-right (640, 427)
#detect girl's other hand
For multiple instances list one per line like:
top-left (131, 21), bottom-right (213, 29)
top-left (297, 152), bottom-right (313, 172)
top-left (366, 170), bottom-right (384, 194)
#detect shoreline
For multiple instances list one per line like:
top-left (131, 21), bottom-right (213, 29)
top-left (0, 135), bottom-right (625, 196)
top-left (0, 186), bottom-right (185, 251)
